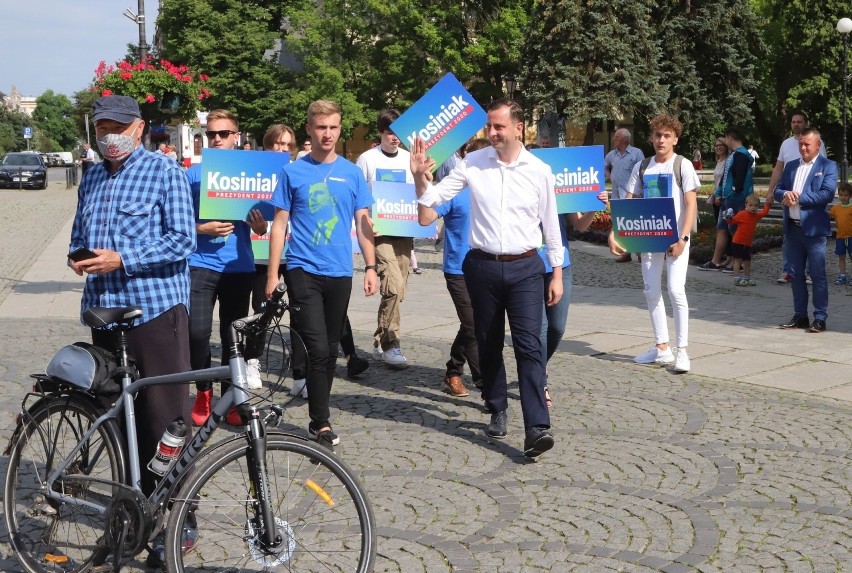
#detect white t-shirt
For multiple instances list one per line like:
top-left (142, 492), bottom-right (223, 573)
top-left (355, 146), bottom-right (414, 184)
top-left (627, 155), bottom-right (701, 232)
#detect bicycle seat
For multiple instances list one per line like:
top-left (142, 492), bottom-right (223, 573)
top-left (83, 306), bottom-right (143, 329)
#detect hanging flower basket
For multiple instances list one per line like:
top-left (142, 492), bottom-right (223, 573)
top-left (91, 57), bottom-right (211, 121)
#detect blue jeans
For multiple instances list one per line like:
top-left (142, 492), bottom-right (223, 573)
top-left (540, 265), bottom-right (573, 362)
top-left (786, 225), bottom-right (828, 320)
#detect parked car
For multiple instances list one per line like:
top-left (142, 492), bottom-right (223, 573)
top-left (0, 152), bottom-right (48, 189)
top-left (46, 153), bottom-right (64, 167)
top-left (53, 151), bottom-right (74, 166)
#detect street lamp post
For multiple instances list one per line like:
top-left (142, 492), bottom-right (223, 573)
top-left (504, 74), bottom-right (524, 143)
top-left (504, 74), bottom-right (517, 100)
top-left (123, 0), bottom-right (148, 63)
top-left (837, 17), bottom-right (852, 183)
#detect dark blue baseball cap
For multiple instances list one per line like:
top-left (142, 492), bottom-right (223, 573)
top-left (91, 95), bottom-right (142, 124)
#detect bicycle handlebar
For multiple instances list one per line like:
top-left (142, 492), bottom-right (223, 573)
top-left (231, 282), bottom-right (288, 337)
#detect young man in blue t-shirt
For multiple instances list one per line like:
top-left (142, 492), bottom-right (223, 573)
top-left (266, 100), bottom-right (378, 448)
top-left (186, 109), bottom-right (268, 427)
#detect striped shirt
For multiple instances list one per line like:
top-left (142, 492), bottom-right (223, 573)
top-left (70, 146), bottom-right (196, 326)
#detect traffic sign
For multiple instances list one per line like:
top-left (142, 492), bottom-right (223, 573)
top-left (23, 127), bottom-right (32, 139)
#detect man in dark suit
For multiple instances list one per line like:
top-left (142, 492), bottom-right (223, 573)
top-left (774, 128), bottom-right (837, 333)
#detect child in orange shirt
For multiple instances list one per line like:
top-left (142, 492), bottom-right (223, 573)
top-left (829, 182), bottom-right (852, 284)
top-left (724, 193), bottom-right (773, 286)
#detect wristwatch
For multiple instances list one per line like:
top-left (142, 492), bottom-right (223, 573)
top-left (681, 235), bottom-right (690, 243)
top-left (365, 264), bottom-right (377, 272)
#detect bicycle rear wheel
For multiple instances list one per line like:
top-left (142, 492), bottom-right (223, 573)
top-left (165, 433), bottom-right (375, 573)
top-left (3, 394), bottom-right (125, 573)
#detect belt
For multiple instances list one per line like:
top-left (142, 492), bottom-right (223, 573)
top-left (791, 219), bottom-right (801, 227)
top-left (471, 248), bottom-right (537, 262)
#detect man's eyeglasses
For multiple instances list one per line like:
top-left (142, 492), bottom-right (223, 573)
top-left (205, 130), bottom-right (237, 140)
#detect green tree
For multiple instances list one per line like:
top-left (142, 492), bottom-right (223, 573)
top-left (649, 0), bottom-right (764, 150)
top-left (156, 0), bottom-right (530, 141)
top-left (0, 93), bottom-right (31, 154)
top-left (751, 0), bottom-right (849, 163)
top-left (523, 0), bottom-right (666, 146)
top-left (523, 0), bottom-right (764, 152)
top-left (157, 0), bottom-right (293, 140)
top-left (71, 88), bottom-right (100, 147)
top-left (32, 90), bottom-right (79, 151)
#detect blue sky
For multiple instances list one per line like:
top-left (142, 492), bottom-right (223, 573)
top-left (1, 1), bottom-right (159, 100)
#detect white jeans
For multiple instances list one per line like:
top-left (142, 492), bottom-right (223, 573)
top-left (639, 246), bottom-right (689, 348)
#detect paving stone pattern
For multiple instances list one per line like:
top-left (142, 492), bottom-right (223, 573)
top-left (0, 188), bottom-right (850, 571)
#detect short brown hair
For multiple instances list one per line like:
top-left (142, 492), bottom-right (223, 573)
top-left (206, 109), bottom-right (239, 130)
top-left (263, 124), bottom-right (296, 152)
top-left (486, 98), bottom-right (524, 124)
top-left (464, 138), bottom-right (490, 155)
top-left (307, 100), bottom-right (342, 125)
top-left (648, 114), bottom-right (683, 138)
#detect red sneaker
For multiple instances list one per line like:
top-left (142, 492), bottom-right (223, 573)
top-left (191, 390), bottom-right (212, 426)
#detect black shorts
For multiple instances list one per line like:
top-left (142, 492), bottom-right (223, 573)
top-left (731, 242), bottom-right (752, 261)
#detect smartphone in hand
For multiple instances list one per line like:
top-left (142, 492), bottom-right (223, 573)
top-left (68, 247), bottom-right (97, 262)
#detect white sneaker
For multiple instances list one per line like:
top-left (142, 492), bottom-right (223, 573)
top-left (246, 358), bottom-right (263, 389)
top-left (382, 347), bottom-right (408, 369)
top-left (289, 378), bottom-right (308, 398)
top-left (634, 346), bottom-right (675, 365)
top-left (673, 348), bottom-right (690, 373)
top-left (372, 347), bottom-right (383, 361)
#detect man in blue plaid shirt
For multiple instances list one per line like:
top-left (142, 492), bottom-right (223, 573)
top-left (69, 95), bottom-right (196, 505)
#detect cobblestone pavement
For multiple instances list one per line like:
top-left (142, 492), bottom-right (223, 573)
top-left (0, 196), bottom-right (850, 571)
top-left (0, 176), bottom-right (78, 303)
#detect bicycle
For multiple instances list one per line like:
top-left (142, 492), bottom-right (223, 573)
top-left (3, 283), bottom-right (376, 573)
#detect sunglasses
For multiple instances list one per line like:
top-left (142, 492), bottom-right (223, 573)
top-left (205, 130), bottom-right (237, 140)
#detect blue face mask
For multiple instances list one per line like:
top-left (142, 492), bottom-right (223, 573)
top-left (96, 123), bottom-right (140, 161)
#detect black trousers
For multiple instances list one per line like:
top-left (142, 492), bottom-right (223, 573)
top-left (462, 252), bottom-right (549, 431)
top-left (188, 267), bottom-right (253, 392)
top-left (284, 268), bottom-right (352, 427)
top-left (92, 304), bottom-right (191, 496)
top-left (444, 272), bottom-right (481, 383)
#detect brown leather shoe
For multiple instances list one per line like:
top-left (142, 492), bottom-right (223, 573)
top-left (615, 253), bottom-right (632, 263)
top-left (443, 374), bottom-right (469, 397)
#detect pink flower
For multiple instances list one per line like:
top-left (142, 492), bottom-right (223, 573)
top-left (102, 89), bottom-right (113, 96)
top-left (118, 61), bottom-right (132, 71)
top-left (120, 72), bottom-right (132, 80)
top-left (199, 74), bottom-right (209, 81)
top-left (145, 94), bottom-right (156, 103)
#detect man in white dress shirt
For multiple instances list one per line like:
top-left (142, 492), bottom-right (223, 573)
top-left (411, 98), bottom-right (563, 459)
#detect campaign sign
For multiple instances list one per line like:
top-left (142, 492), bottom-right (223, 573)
top-left (532, 146), bottom-right (606, 213)
top-left (198, 148), bottom-right (289, 220)
top-left (250, 223), bottom-right (275, 264)
top-left (351, 219), bottom-right (361, 254)
top-left (610, 198), bottom-right (678, 253)
top-left (641, 173), bottom-right (672, 198)
top-left (371, 181), bottom-right (437, 238)
top-left (391, 73), bottom-right (487, 170)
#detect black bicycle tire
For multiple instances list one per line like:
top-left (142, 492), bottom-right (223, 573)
top-left (164, 433), bottom-right (376, 573)
top-left (3, 395), bottom-right (126, 573)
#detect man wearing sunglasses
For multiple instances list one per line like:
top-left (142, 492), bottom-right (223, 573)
top-left (184, 109), bottom-right (268, 428)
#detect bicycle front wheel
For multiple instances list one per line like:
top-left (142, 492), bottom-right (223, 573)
top-left (165, 433), bottom-right (376, 573)
top-left (3, 394), bottom-right (125, 573)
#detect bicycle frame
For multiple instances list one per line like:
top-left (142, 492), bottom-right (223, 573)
top-left (24, 282), bottom-right (292, 556)
top-left (42, 358), bottom-right (245, 515)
